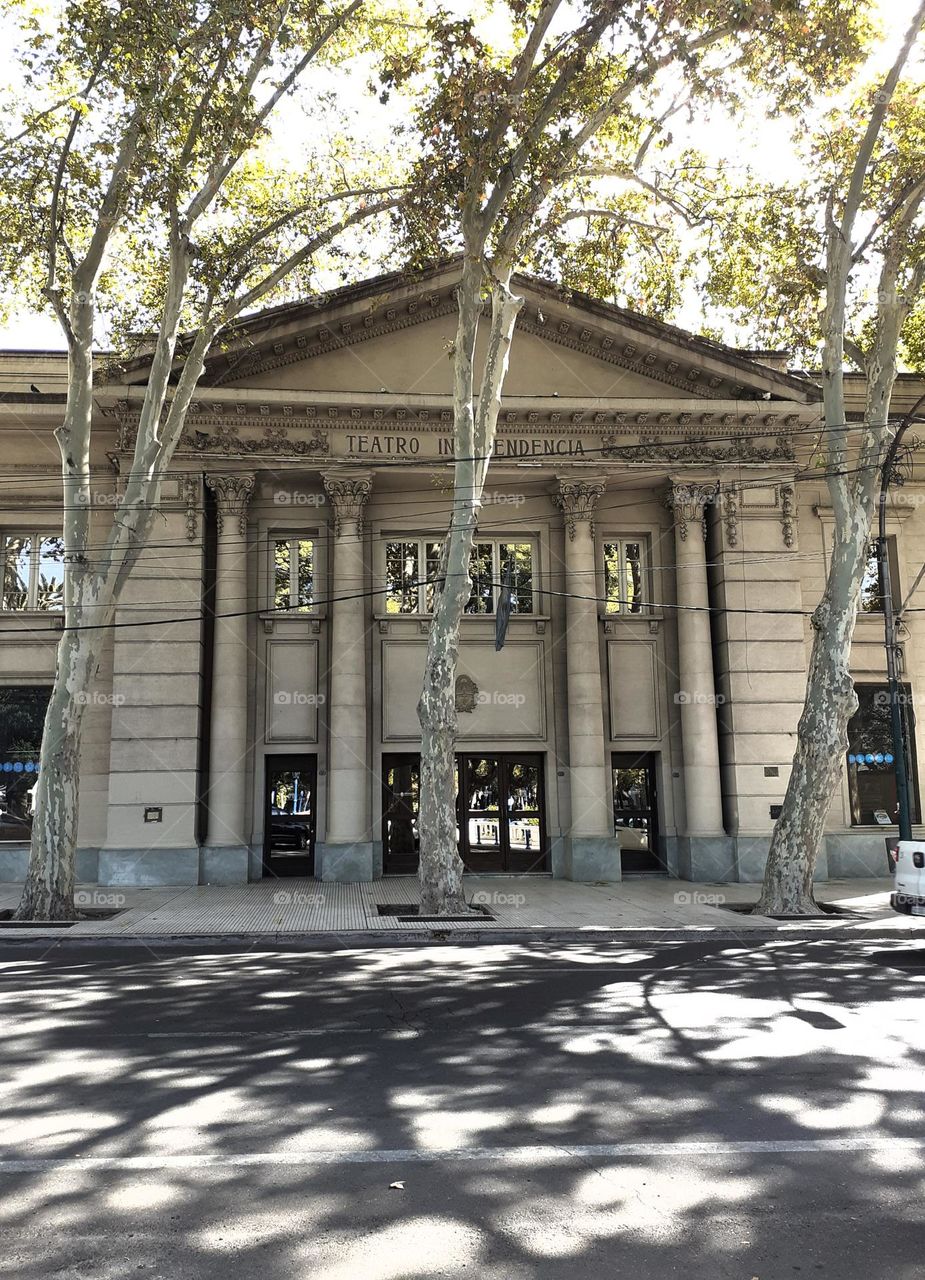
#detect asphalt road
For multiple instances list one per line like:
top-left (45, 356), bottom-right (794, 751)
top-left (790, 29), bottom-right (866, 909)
top-left (0, 935), bottom-right (923, 1279)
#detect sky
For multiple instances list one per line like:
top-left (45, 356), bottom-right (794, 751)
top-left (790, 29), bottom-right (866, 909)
top-left (0, 0), bottom-right (921, 353)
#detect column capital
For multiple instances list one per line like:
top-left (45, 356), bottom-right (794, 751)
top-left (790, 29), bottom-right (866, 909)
top-left (205, 472), bottom-right (255, 537)
top-left (553, 476), bottom-right (606, 541)
top-left (665, 480), bottom-right (719, 542)
top-left (322, 469), bottom-right (373, 538)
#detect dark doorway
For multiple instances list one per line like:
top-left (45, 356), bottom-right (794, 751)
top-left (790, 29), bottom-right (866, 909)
top-left (382, 753), bottom-right (421, 875)
top-left (263, 755), bottom-right (317, 877)
top-left (612, 752), bottom-right (664, 874)
top-left (381, 752), bottom-right (548, 874)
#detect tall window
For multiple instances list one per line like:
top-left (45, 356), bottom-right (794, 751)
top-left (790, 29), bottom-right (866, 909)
top-left (603, 539), bottom-right (646, 614)
top-left (2, 533), bottom-right (64, 611)
top-left (0, 686), bottom-right (50, 841)
top-left (466, 541), bottom-right (533, 614)
top-left (858, 538), bottom-right (899, 614)
top-left (846, 682), bottom-right (920, 826)
top-left (385, 540), bottom-right (443, 614)
top-left (384, 539), bottom-right (534, 615)
top-left (272, 538), bottom-right (314, 611)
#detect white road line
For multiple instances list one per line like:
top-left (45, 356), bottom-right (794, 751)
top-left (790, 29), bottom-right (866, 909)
top-left (0, 1137), bottom-right (921, 1173)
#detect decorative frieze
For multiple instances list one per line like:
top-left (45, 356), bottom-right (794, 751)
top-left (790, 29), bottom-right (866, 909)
top-left (602, 435), bottom-right (796, 464)
top-left (205, 472), bottom-right (255, 537)
top-left (553, 477), bottom-right (605, 541)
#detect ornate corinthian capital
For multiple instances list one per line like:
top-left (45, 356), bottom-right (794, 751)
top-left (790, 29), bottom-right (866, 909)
top-left (322, 470), bottom-right (372, 538)
top-left (205, 472), bottom-right (255, 537)
top-left (666, 481), bottom-right (719, 542)
top-left (553, 477), bottom-right (606, 541)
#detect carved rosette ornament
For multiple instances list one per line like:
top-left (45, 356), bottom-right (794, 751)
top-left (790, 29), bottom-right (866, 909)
top-left (666, 481), bottom-right (719, 542)
top-left (205, 472), bottom-right (255, 537)
top-left (553, 477), bottom-right (605, 541)
top-left (322, 472), bottom-right (372, 538)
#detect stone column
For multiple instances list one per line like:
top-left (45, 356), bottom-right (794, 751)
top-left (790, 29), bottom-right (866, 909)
top-left (203, 472), bottom-right (254, 880)
top-left (318, 469), bottom-right (374, 881)
top-left (553, 476), bottom-right (621, 881)
top-left (666, 480), bottom-right (725, 850)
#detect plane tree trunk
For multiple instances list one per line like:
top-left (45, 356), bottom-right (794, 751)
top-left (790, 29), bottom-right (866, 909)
top-left (757, 6), bottom-right (925, 913)
top-left (417, 256), bottom-right (522, 915)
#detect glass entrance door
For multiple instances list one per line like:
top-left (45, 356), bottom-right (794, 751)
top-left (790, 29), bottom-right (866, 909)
top-left (381, 752), bottom-right (548, 874)
top-left (612, 752), bottom-right (663, 874)
top-left (263, 755), bottom-right (317, 877)
top-left (459, 753), bottom-right (547, 873)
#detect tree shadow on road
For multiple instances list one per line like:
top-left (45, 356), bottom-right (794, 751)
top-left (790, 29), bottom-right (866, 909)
top-left (0, 936), bottom-right (922, 1278)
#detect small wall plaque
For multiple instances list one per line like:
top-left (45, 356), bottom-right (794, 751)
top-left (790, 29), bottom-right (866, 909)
top-left (144, 807), bottom-right (163, 823)
top-left (769, 804), bottom-right (782, 819)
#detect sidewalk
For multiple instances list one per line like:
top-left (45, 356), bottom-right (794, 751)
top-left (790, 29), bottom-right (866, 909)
top-left (1, 875), bottom-right (922, 945)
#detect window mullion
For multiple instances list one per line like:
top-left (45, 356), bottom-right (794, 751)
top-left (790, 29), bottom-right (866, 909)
top-left (289, 539), bottom-right (298, 610)
top-left (29, 531), bottom-right (39, 611)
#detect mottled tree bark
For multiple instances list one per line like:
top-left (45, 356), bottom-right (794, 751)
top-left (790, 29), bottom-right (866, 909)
top-left (757, 6), bottom-right (925, 913)
top-left (756, 529), bottom-right (869, 915)
top-left (417, 256), bottom-right (522, 915)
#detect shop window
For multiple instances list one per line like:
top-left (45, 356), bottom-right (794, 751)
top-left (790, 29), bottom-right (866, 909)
top-left (272, 538), bottom-right (314, 611)
top-left (858, 538), bottom-right (899, 614)
top-left (0, 686), bottom-right (50, 841)
top-left (846, 682), bottom-right (920, 826)
top-left (1, 533), bottom-right (64, 611)
top-left (603, 538), bottom-right (646, 614)
top-left (383, 538), bottom-right (534, 615)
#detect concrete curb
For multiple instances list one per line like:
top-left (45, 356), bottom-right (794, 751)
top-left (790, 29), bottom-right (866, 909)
top-left (0, 924), bottom-right (921, 949)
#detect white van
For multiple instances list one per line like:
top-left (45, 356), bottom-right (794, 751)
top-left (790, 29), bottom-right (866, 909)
top-left (891, 840), bottom-right (925, 916)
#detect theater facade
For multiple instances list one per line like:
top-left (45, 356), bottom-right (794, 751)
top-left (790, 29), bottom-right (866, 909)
top-left (2, 260), bottom-right (924, 887)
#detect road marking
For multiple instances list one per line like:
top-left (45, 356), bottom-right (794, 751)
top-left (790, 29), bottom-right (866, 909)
top-left (0, 1137), bottom-right (921, 1173)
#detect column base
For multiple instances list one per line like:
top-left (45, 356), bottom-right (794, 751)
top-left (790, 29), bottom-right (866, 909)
top-left (99, 847), bottom-right (201, 886)
top-left (199, 845), bottom-right (250, 885)
top-left (674, 835), bottom-right (735, 882)
top-left (316, 841), bottom-right (376, 883)
top-left (564, 835), bottom-right (622, 883)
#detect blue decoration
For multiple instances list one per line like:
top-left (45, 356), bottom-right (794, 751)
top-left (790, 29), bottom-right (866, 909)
top-left (847, 754), bottom-right (856, 764)
top-left (875, 753), bottom-right (884, 764)
top-left (885, 753), bottom-right (894, 764)
top-left (865, 753), bottom-right (875, 764)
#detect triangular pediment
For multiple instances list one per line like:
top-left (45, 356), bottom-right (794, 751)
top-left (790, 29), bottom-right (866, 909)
top-left (116, 260), bottom-right (820, 406)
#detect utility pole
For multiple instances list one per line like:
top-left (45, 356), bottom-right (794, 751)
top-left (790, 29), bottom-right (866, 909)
top-left (877, 392), bottom-right (925, 843)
